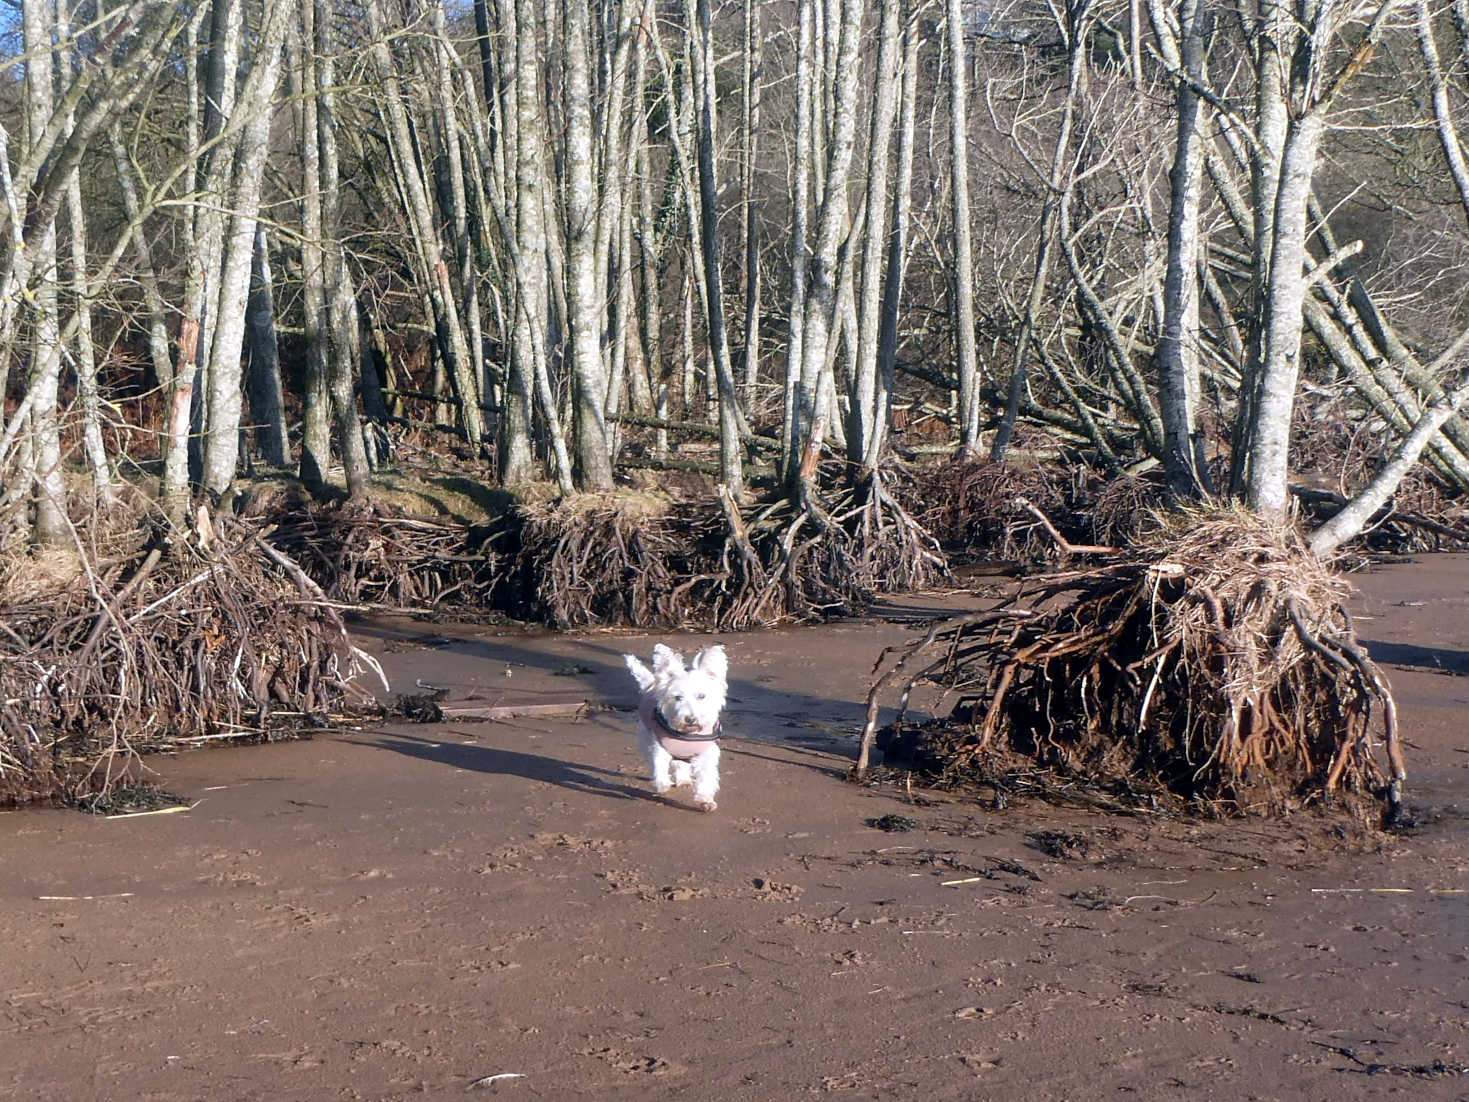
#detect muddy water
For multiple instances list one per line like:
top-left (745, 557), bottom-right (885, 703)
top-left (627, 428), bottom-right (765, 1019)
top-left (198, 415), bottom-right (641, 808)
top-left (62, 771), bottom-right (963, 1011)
top-left (0, 556), bottom-right (1465, 1099)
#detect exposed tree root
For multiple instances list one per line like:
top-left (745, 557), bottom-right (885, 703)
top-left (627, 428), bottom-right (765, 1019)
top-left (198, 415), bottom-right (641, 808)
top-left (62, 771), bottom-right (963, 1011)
top-left (906, 459), bottom-right (1097, 563)
top-left (0, 519), bottom-right (381, 806)
top-left (267, 501), bottom-right (508, 613)
top-left (515, 494), bottom-right (725, 628)
top-left (858, 507), bottom-right (1404, 819)
top-left (705, 467), bottom-right (945, 629)
top-left (514, 469), bottom-right (945, 631)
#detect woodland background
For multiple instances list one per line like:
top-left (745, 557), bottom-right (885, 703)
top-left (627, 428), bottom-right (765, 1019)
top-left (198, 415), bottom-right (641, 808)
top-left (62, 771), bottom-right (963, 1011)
top-left (1, 0), bottom-right (1467, 804)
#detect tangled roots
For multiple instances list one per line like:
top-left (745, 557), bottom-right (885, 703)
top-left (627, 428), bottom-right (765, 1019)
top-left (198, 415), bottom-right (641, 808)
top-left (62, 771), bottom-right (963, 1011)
top-left (265, 500), bottom-right (509, 612)
top-left (515, 495), bottom-right (724, 628)
top-left (515, 475), bottom-right (946, 631)
top-left (863, 507), bottom-right (1403, 817)
top-left (0, 522), bottom-right (380, 805)
top-left (907, 460), bottom-right (1093, 563)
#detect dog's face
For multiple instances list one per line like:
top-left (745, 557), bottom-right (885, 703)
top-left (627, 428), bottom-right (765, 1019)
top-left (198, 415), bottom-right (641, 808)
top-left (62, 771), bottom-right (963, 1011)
top-left (647, 644), bottom-right (727, 736)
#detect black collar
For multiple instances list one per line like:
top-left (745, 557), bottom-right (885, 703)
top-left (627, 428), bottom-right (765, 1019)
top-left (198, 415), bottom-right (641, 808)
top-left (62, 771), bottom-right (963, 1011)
top-left (653, 706), bottom-right (721, 742)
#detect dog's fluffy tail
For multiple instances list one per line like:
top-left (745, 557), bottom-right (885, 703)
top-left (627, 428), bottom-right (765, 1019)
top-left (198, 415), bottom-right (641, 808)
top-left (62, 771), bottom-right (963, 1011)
top-left (623, 653), bottom-right (655, 692)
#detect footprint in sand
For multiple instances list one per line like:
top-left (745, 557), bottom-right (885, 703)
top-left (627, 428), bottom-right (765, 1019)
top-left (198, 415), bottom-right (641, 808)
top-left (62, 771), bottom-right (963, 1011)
top-left (580, 1046), bottom-right (683, 1076)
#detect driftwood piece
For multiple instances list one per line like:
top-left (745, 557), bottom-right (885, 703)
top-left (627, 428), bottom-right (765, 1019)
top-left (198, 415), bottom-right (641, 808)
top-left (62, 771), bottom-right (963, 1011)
top-left (438, 699), bottom-right (614, 720)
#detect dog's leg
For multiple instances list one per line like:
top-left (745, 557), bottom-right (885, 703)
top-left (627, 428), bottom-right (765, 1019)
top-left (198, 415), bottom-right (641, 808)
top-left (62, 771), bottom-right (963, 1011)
top-left (671, 760), bottom-right (694, 788)
top-left (689, 745), bottom-right (720, 812)
top-left (639, 726), bottom-right (676, 794)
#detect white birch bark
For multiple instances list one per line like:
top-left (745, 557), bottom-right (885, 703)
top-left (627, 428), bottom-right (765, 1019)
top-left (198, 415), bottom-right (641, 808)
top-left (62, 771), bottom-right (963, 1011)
top-left (783, 0), bottom-right (814, 479)
top-left (1246, 0), bottom-right (1404, 516)
top-left (563, 0), bottom-right (616, 490)
top-left (946, 0), bottom-right (982, 458)
top-left (22, 0), bottom-right (67, 544)
top-left (201, 0), bottom-right (288, 496)
top-left (863, 3), bottom-right (921, 471)
top-left (739, 0), bottom-right (763, 403)
top-left (690, 0), bottom-right (744, 493)
top-left (1154, 0), bottom-right (1209, 497)
top-left (849, 0), bottom-right (902, 465)
top-left (793, 0), bottom-right (863, 488)
top-left (503, 0), bottom-right (546, 483)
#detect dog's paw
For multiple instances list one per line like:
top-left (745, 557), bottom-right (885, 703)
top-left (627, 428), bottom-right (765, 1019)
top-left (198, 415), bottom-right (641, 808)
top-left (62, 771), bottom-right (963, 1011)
top-left (671, 761), bottom-right (694, 788)
top-left (653, 781), bottom-right (673, 795)
top-left (696, 798), bottom-right (718, 813)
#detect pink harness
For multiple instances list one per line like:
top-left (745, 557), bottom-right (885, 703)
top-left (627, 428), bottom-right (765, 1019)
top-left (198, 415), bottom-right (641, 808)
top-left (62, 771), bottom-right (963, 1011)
top-left (639, 693), bottom-right (720, 760)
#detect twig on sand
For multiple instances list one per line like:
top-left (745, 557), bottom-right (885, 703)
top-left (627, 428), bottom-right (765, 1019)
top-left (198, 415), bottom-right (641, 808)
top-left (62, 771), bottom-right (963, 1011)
top-left (468, 1072), bottom-right (525, 1089)
top-left (106, 804), bottom-right (195, 819)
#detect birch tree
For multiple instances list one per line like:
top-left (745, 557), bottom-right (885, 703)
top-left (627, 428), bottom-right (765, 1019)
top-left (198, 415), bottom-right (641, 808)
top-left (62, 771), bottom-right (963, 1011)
top-left (690, 0), bottom-right (745, 494)
top-left (22, 0), bottom-right (67, 543)
top-left (788, 0), bottom-right (863, 490)
top-left (1153, 0), bottom-right (1211, 498)
top-left (947, 0), bottom-right (983, 459)
top-left (562, 0), bottom-right (617, 490)
top-left (1244, 0), bottom-right (1406, 517)
top-left (364, 0), bottom-right (484, 450)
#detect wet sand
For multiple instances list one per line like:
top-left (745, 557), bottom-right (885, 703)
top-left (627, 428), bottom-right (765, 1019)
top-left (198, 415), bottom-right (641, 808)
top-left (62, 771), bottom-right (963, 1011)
top-left (1, 557), bottom-right (1466, 1100)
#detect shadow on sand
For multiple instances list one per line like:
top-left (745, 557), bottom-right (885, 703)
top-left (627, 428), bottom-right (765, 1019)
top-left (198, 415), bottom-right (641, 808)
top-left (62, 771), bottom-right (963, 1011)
top-left (1365, 640), bottom-right (1469, 676)
top-left (369, 730), bottom-right (655, 804)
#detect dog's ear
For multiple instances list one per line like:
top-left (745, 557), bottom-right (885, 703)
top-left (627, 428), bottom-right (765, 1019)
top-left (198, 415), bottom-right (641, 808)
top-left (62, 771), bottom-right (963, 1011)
top-left (692, 644), bottom-right (727, 683)
top-left (651, 644), bottom-right (685, 678)
top-left (624, 654), bottom-right (655, 691)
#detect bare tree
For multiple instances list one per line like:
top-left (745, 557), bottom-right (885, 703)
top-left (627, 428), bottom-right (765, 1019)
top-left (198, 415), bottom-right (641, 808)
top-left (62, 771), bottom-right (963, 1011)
top-left (21, 0), bottom-right (68, 543)
top-left (245, 225), bottom-right (289, 469)
top-left (946, 0), bottom-right (982, 459)
top-left (1153, 0), bottom-right (1211, 497)
top-left (689, 0), bottom-right (745, 494)
top-left (364, 0), bottom-right (484, 450)
top-left (562, 0), bottom-right (617, 489)
top-left (788, 0), bottom-right (863, 490)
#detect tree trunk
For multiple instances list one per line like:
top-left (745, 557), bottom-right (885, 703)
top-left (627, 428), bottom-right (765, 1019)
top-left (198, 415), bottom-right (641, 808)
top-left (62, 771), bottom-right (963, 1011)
top-left (863, 2), bottom-right (921, 471)
top-left (294, 1), bottom-right (331, 492)
top-left (245, 224), bottom-right (289, 468)
top-left (315, 0), bottom-right (370, 499)
top-left (690, 0), bottom-right (745, 494)
top-left (22, 0), bottom-right (67, 544)
top-left (1246, 113), bottom-right (1325, 517)
top-left (739, 0), bottom-right (763, 404)
top-left (202, 0), bottom-right (288, 497)
top-left (502, 0), bottom-right (545, 484)
top-left (783, 0), bottom-right (814, 480)
top-left (848, 0), bottom-right (901, 466)
top-left (1155, 0), bottom-right (1210, 498)
top-left (791, 0), bottom-right (863, 492)
top-left (63, 110), bottom-right (114, 503)
top-left (562, 0), bottom-right (616, 490)
top-left (946, 0), bottom-right (982, 459)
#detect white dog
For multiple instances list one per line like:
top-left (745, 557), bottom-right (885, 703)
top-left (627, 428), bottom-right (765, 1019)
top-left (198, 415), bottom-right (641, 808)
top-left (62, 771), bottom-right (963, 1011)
top-left (623, 644), bottom-right (727, 811)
